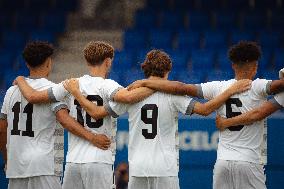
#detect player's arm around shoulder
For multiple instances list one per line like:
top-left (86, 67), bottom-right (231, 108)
top-left (55, 107), bottom-right (111, 150)
top-left (113, 87), bottom-right (154, 104)
top-left (193, 79), bottom-right (252, 116)
top-left (15, 76), bottom-right (50, 103)
top-left (128, 79), bottom-right (199, 97)
top-left (216, 100), bottom-right (281, 131)
top-left (63, 79), bottom-right (109, 120)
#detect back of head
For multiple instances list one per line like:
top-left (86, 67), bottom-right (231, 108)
top-left (141, 49), bottom-right (172, 78)
top-left (228, 41), bottom-right (261, 66)
top-left (83, 41), bottom-right (114, 66)
top-left (22, 41), bottom-right (54, 68)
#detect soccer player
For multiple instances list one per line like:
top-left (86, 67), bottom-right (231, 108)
top-left (0, 41), bottom-right (110, 189)
top-left (13, 41), bottom-right (154, 189)
top-left (126, 42), bottom-right (284, 189)
top-left (63, 49), bottom-right (251, 189)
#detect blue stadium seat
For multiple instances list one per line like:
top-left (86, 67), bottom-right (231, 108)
top-left (176, 71), bottom-right (204, 84)
top-left (113, 51), bottom-right (134, 71)
top-left (258, 49), bottom-right (272, 70)
top-left (261, 70), bottom-right (278, 80)
top-left (146, 0), bottom-right (169, 10)
top-left (271, 11), bottom-right (284, 30)
top-left (177, 31), bottom-right (201, 49)
top-left (160, 11), bottom-right (185, 29)
top-left (273, 49), bottom-right (284, 69)
top-left (203, 31), bottom-right (228, 48)
top-left (16, 13), bottom-right (39, 32)
top-left (149, 30), bottom-right (173, 49)
top-left (215, 11), bottom-right (237, 30)
top-left (135, 10), bottom-right (157, 29)
top-left (55, 0), bottom-right (78, 11)
top-left (30, 31), bottom-right (55, 43)
top-left (168, 51), bottom-right (189, 70)
top-left (174, 0), bottom-right (195, 10)
top-left (122, 70), bottom-right (144, 87)
top-left (136, 49), bottom-right (148, 64)
top-left (230, 31), bottom-right (254, 45)
top-left (206, 70), bottom-right (233, 82)
top-left (41, 13), bottom-right (66, 33)
top-left (243, 11), bottom-right (267, 31)
top-left (108, 71), bottom-right (122, 84)
top-left (216, 50), bottom-right (232, 70)
top-left (225, 0), bottom-right (250, 9)
top-left (258, 31), bottom-right (281, 49)
top-left (124, 30), bottom-right (147, 50)
top-left (191, 50), bottom-right (215, 70)
top-left (2, 31), bottom-right (26, 49)
top-left (0, 13), bottom-right (13, 29)
top-left (0, 52), bottom-right (14, 70)
top-left (28, 0), bottom-right (52, 11)
top-left (188, 12), bottom-right (211, 30)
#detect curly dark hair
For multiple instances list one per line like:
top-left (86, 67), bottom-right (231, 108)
top-left (22, 41), bottom-right (54, 68)
top-left (228, 41), bottom-right (262, 65)
top-left (141, 49), bottom-right (172, 78)
top-left (83, 41), bottom-right (114, 65)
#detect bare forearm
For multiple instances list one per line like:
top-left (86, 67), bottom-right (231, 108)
top-left (73, 92), bottom-right (108, 119)
top-left (16, 77), bottom-right (50, 103)
top-left (0, 120), bottom-right (7, 164)
top-left (194, 89), bottom-right (233, 116)
top-left (56, 110), bottom-right (94, 142)
top-left (270, 80), bottom-right (284, 94)
top-left (222, 102), bottom-right (279, 128)
top-left (143, 80), bottom-right (199, 96)
top-left (114, 88), bottom-right (154, 104)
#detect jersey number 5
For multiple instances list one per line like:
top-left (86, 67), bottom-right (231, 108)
top-left (141, 104), bottom-right (158, 139)
top-left (74, 95), bottom-right (104, 128)
top-left (226, 98), bottom-right (244, 131)
top-left (11, 102), bottom-right (34, 137)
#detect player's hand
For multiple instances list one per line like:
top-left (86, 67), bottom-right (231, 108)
top-left (63, 78), bottom-right (80, 95)
top-left (279, 68), bottom-right (284, 79)
top-left (127, 80), bottom-right (146, 90)
top-left (215, 115), bottom-right (226, 131)
top-left (228, 79), bottom-right (252, 95)
top-left (90, 134), bottom-right (111, 150)
top-left (13, 76), bottom-right (25, 85)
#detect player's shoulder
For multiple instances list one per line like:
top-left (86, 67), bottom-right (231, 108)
top-left (27, 77), bottom-right (56, 89)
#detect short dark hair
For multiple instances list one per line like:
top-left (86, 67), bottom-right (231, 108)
top-left (22, 41), bottom-right (54, 68)
top-left (228, 41), bottom-right (261, 65)
top-left (141, 50), bottom-right (172, 78)
top-left (83, 41), bottom-right (114, 65)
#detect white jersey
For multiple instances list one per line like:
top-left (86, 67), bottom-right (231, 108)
top-left (199, 78), bottom-right (272, 164)
top-left (271, 92), bottom-right (284, 108)
top-left (107, 92), bottom-right (196, 177)
top-left (48, 75), bottom-right (123, 164)
top-left (0, 78), bottom-right (66, 178)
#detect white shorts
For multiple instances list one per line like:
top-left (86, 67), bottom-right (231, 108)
top-left (8, 175), bottom-right (61, 189)
top-left (128, 176), bottom-right (179, 189)
top-left (62, 162), bottom-right (113, 189)
top-left (213, 160), bottom-right (266, 189)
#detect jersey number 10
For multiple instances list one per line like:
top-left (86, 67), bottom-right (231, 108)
top-left (74, 95), bottom-right (104, 128)
top-left (11, 102), bottom-right (34, 137)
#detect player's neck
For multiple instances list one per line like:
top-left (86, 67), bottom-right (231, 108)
top-left (148, 76), bottom-right (166, 80)
top-left (29, 68), bottom-right (48, 79)
top-left (88, 66), bottom-right (107, 79)
top-left (234, 73), bottom-right (254, 80)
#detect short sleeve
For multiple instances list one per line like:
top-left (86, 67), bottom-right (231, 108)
top-left (48, 83), bottom-right (69, 102)
top-left (172, 95), bottom-right (197, 115)
top-left (269, 92), bottom-right (284, 108)
top-left (50, 101), bottom-right (69, 114)
top-left (252, 79), bottom-right (272, 98)
top-left (103, 79), bottom-right (124, 100)
top-left (199, 81), bottom-right (221, 100)
top-left (105, 101), bottom-right (128, 118)
top-left (0, 88), bottom-right (14, 120)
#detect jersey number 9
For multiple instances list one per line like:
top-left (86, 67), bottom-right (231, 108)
top-left (141, 104), bottom-right (158, 139)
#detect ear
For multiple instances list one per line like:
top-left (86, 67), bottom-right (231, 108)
top-left (105, 58), bottom-right (112, 68)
